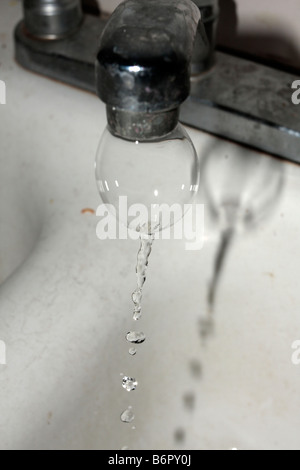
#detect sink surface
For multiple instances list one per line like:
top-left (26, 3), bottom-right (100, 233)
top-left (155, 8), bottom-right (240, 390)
top-left (1, 0), bottom-right (300, 450)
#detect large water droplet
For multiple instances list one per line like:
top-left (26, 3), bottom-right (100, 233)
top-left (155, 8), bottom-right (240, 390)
top-left (120, 407), bottom-right (135, 423)
top-left (122, 376), bottom-right (138, 392)
top-left (126, 331), bottom-right (146, 344)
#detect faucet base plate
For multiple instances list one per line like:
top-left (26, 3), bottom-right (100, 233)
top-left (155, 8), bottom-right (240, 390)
top-left (14, 15), bottom-right (105, 94)
top-left (181, 52), bottom-right (300, 163)
top-left (15, 15), bottom-right (300, 163)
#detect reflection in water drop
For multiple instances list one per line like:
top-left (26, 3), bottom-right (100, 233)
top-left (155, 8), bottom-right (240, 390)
top-left (126, 331), bottom-right (146, 344)
top-left (120, 407), bottom-right (135, 423)
top-left (122, 376), bottom-right (138, 392)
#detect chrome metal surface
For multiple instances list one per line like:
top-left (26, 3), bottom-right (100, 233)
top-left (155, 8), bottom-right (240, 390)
top-left (23, 0), bottom-right (83, 39)
top-left (191, 0), bottom-right (219, 75)
top-left (106, 106), bottom-right (180, 141)
top-left (181, 52), bottom-right (300, 162)
top-left (96, 0), bottom-right (201, 140)
top-left (96, 0), bottom-right (201, 115)
top-left (15, 14), bottom-right (105, 93)
top-left (14, 1), bottom-right (300, 162)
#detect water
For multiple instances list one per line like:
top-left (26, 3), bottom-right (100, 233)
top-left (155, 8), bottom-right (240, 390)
top-left (120, 223), bottom-right (156, 438)
top-left (129, 348), bottom-right (137, 356)
top-left (132, 225), bottom-right (156, 321)
top-left (126, 331), bottom-right (146, 344)
top-left (122, 376), bottom-right (138, 392)
top-left (120, 407), bottom-right (135, 423)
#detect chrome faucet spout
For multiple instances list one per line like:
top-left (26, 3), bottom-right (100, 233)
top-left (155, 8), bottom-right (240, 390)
top-left (96, 0), bottom-right (202, 140)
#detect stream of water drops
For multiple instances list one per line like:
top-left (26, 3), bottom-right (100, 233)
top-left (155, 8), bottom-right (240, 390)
top-left (120, 223), bottom-right (157, 447)
top-left (132, 224), bottom-right (156, 321)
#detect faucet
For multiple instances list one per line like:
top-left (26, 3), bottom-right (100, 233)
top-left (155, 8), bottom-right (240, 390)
top-left (95, 0), bottom-right (203, 141)
top-left (15, 0), bottom-right (300, 162)
top-left (94, 1), bottom-right (202, 233)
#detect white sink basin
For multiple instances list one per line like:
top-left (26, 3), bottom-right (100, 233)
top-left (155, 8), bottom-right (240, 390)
top-left (1, 0), bottom-right (300, 451)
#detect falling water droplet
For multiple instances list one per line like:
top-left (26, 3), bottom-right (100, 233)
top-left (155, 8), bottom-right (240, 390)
top-left (126, 331), bottom-right (146, 344)
top-left (132, 289), bottom-right (142, 304)
top-left (133, 309), bottom-right (142, 321)
top-left (131, 225), bottom-right (156, 320)
top-left (122, 376), bottom-right (138, 392)
top-left (120, 407), bottom-right (135, 423)
top-left (129, 348), bottom-right (137, 356)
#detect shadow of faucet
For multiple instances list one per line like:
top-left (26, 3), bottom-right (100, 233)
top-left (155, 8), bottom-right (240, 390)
top-left (199, 140), bottom-right (285, 313)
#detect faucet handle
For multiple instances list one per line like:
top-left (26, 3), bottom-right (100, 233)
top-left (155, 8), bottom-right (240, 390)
top-left (96, 0), bottom-right (201, 115)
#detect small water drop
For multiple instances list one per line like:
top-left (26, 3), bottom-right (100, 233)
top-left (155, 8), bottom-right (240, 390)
top-left (121, 446), bottom-right (129, 450)
top-left (132, 289), bottom-right (142, 304)
top-left (133, 310), bottom-right (142, 321)
top-left (122, 376), bottom-right (138, 392)
top-left (120, 407), bottom-right (135, 423)
top-left (132, 426), bottom-right (136, 430)
top-left (129, 348), bottom-right (137, 356)
top-left (126, 331), bottom-right (146, 344)
top-left (131, 228), bottom-right (156, 321)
